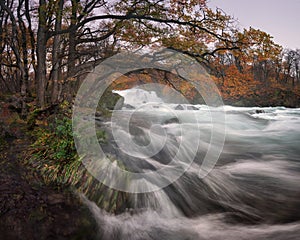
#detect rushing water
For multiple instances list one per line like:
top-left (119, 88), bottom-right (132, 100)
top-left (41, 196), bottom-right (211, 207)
top-left (85, 89), bottom-right (300, 240)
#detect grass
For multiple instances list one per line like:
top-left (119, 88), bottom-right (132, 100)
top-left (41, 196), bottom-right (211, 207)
top-left (26, 117), bottom-right (129, 213)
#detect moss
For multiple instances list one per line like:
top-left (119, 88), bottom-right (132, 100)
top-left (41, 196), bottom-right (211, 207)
top-left (97, 88), bottom-right (124, 116)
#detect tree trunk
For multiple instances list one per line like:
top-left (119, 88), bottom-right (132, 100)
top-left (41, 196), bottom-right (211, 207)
top-left (65, 0), bottom-right (79, 102)
top-left (36, 0), bottom-right (48, 108)
top-left (17, 0), bottom-right (30, 117)
top-left (51, 0), bottom-right (64, 104)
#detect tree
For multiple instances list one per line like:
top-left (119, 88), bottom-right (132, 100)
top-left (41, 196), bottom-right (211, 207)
top-left (2, 0), bottom-right (295, 110)
top-left (34, 0), bottom-right (245, 108)
top-left (50, 0), bottom-right (64, 103)
top-left (36, 0), bottom-right (48, 108)
top-left (282, 49), bottom-right (300, 86)
top-left (0, 0), bottom-right (33, 116)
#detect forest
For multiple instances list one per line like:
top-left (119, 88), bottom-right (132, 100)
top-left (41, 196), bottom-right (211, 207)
top-left (1, 1), bottom-right (300, 240)
top-left (0, 0), bottom-right (300, 114)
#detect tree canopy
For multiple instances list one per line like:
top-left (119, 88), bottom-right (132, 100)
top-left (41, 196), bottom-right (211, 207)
top-left (0, 0), bottom-right (299, 111)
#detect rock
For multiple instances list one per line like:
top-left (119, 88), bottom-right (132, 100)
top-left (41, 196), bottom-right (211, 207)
top-left (129, 125), bottom-right (144, 136)
top-left (187, 105), bottom-right (199, 110)
top-left (95, 111), bottom-right (102, 117)
top-left (98, 90), bottom-right (124, 111)
top-left (123, 104), bottom-right (135, 110)
top-left (255, 109), bottom-right (265, 114)
top-left (163, 117), bottom-right (180, 125)
top-left (175, 104), bottom-right (184, 110)
top-left (113, 95), bottom-right (124, 110)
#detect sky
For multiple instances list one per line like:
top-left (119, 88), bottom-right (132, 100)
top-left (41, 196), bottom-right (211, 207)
top-left (209, 0), bottom-right (300, 49)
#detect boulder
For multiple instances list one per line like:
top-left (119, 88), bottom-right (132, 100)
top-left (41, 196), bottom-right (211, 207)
top-left (175, 104), bottom-right (184, 110)
top-left (102, 92), bottom-right (124, 110)
top-left (97, 90), bottom-right (124, 114)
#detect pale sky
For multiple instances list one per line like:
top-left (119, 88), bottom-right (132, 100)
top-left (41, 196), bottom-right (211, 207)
top-left (209, 0), bottom-right (300, 49)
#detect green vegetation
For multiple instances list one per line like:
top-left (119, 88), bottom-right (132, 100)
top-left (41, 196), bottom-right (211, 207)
top-left (27, 117), bottom-right (128, 213)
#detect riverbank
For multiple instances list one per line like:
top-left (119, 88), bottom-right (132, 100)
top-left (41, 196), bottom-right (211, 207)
top-left (0, 104), bottom-right (98, 240)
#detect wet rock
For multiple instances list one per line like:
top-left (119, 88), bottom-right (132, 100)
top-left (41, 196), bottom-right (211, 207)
top-left (113, 95), bottom-right (124, 110)
top-left (129, 125), bottom-right (145, 136)
top-left (98, 90), bottom-right (124, 111)
top-left (175, 104), bottom-right (184, 110)
top-left (187, 105), bottom-right (199, 110)
top-left (123, 104), bottom-right (135, 110)
top-left (163, 117), bottom-right (180, 125)
top-left (255, 109), bottom-right (265, 114)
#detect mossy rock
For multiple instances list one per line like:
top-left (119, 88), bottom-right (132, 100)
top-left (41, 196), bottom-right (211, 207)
top-left (97, 89), bottom-right (124, 116)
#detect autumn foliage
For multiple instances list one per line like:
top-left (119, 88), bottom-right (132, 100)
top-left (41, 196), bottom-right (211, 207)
top-left (0, 0), bottom-right (299, 109)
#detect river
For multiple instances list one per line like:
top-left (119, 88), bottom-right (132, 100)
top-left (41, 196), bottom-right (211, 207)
top-left (83, 88), bottom-right (300, 240)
